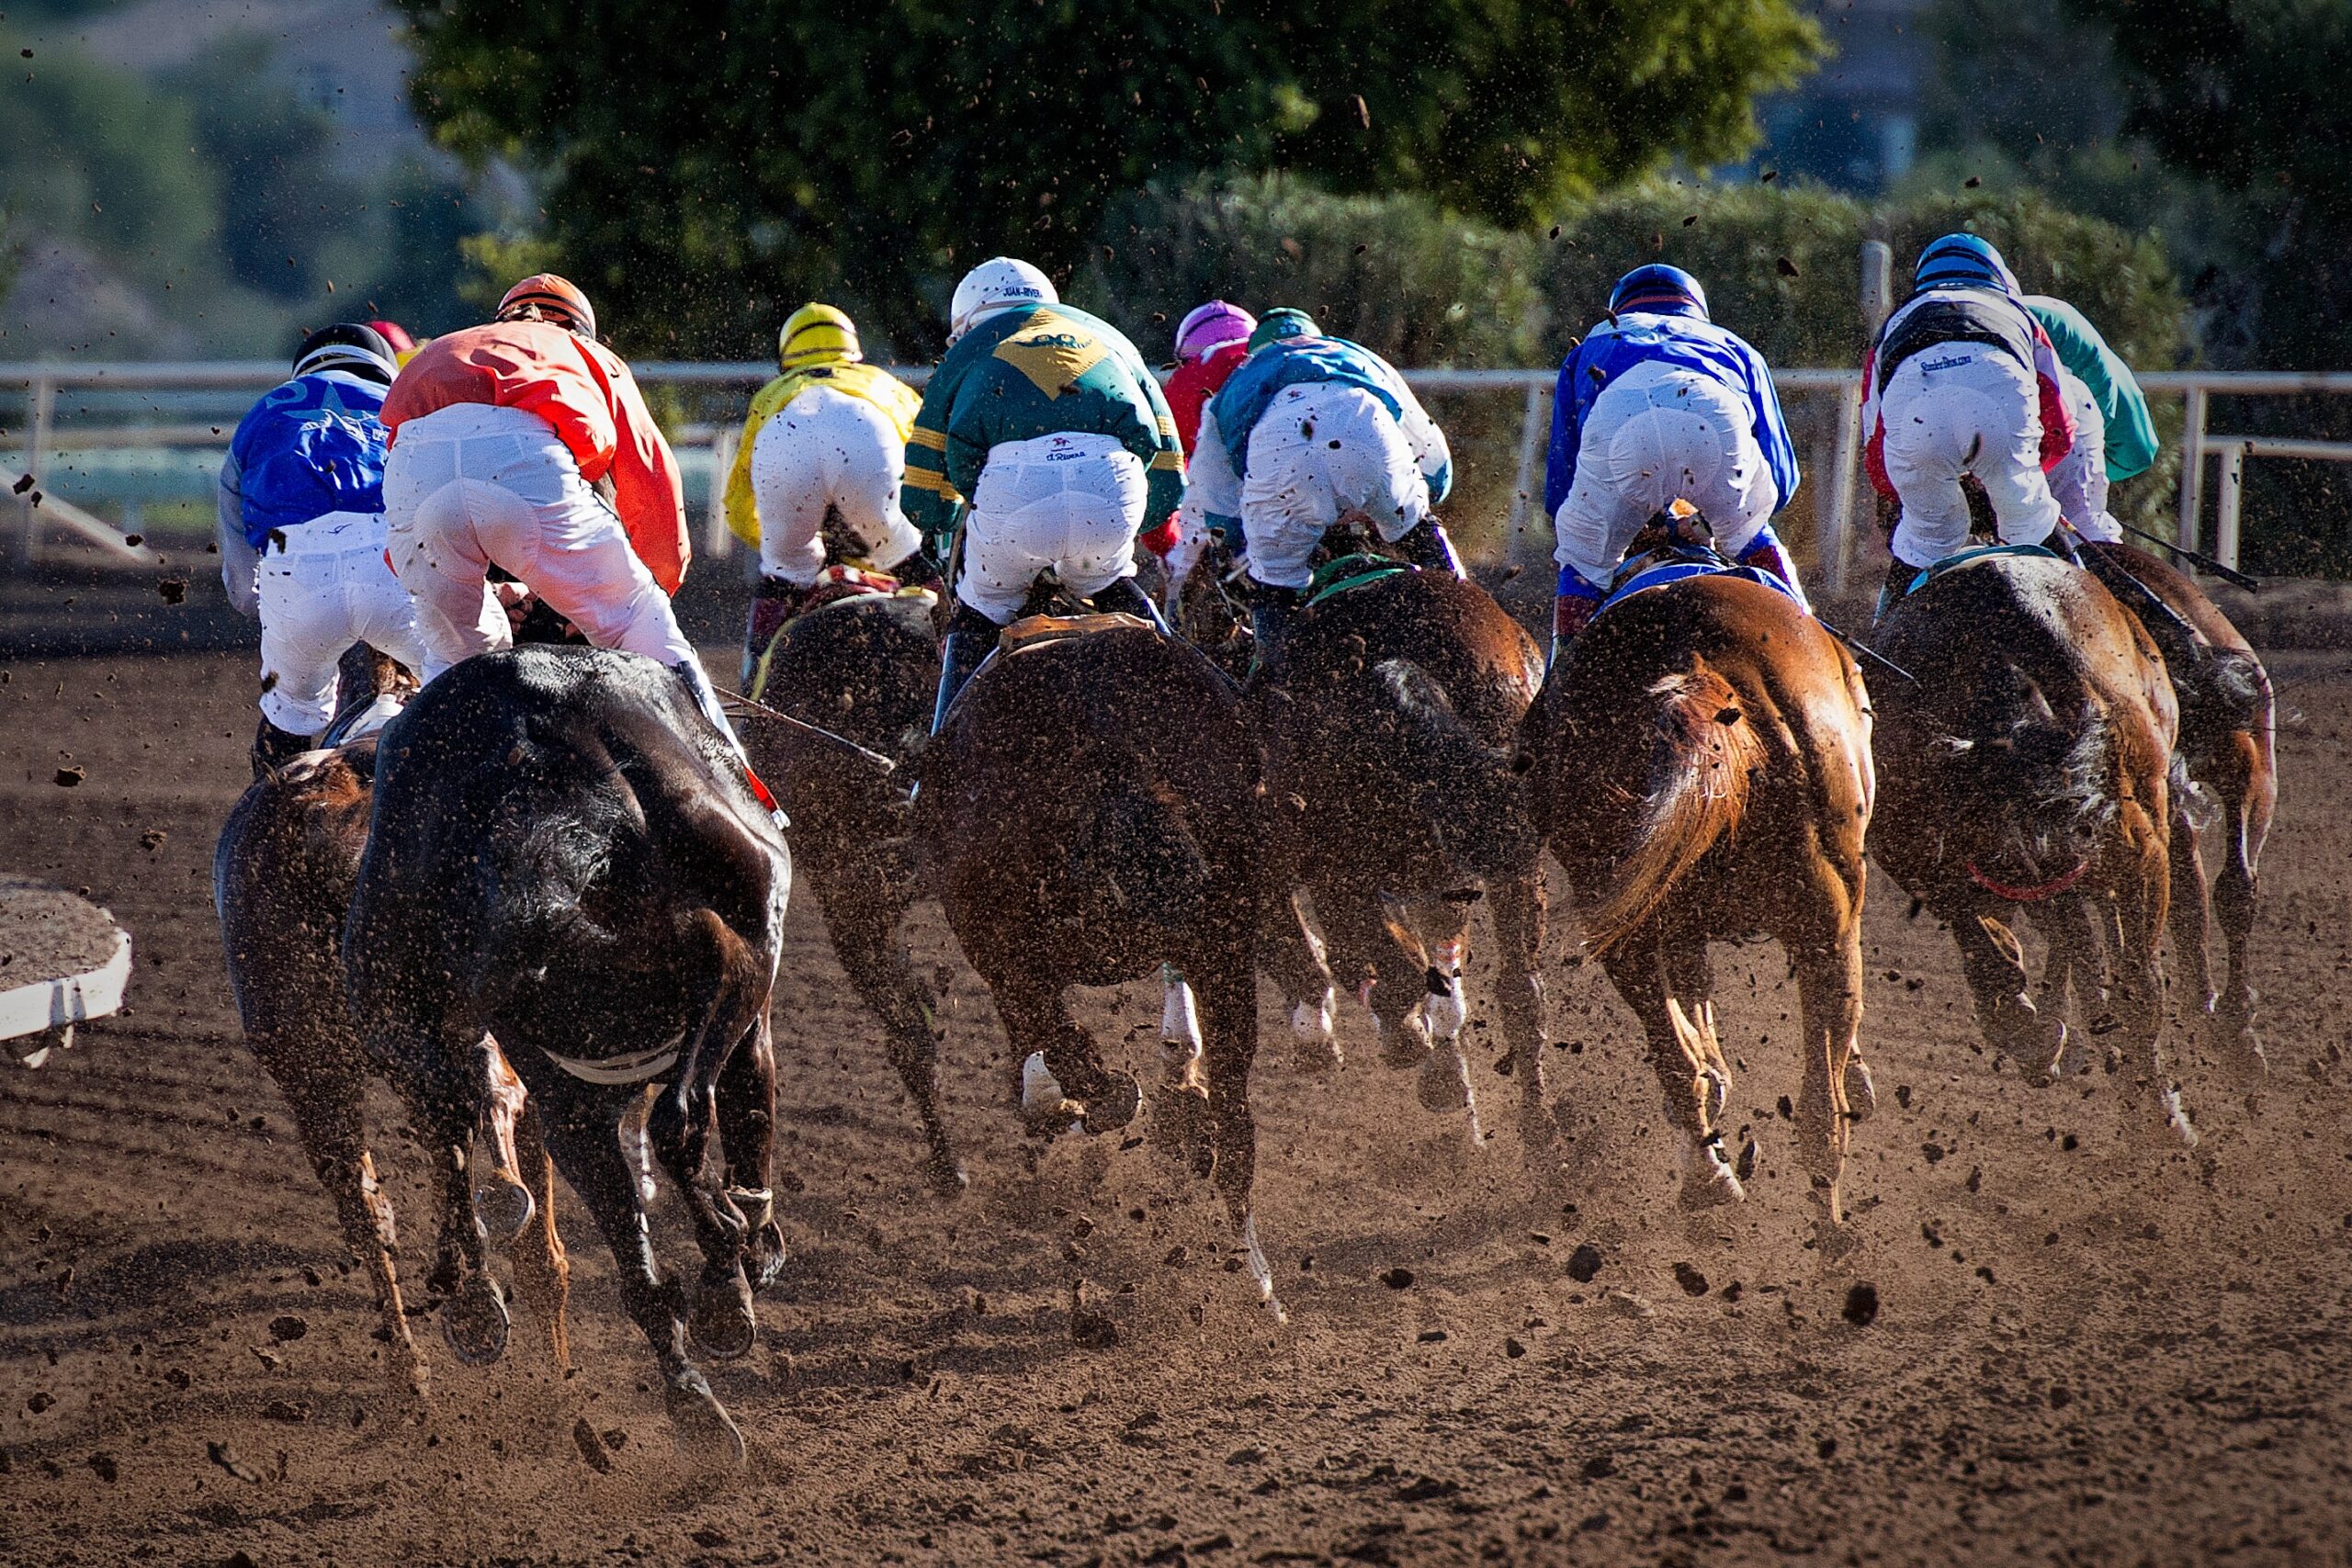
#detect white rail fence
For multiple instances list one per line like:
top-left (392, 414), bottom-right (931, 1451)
top-left (9, 358), bottom-right (2352, 589)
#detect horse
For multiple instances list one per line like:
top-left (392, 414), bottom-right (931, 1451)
top-left (1512, 562), bottom-right (1876, 1232)
top-left (344, 646), bottom-right (791, 1460)
top-left (1245, 563), bottom-right (1551, 1150)
top-left (909, 615), bottom-right (1284, 1318)
top-left (738, 587), bottom-right (966, 1193)
top-left (214, 645), bottom-right (571, 1397)
top-left (1869, 548), bottom-right (2194, 1145)
top-left (2079, 543), bottom-right (2275, 1077)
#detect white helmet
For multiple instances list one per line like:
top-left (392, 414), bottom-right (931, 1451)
top-left (948, 256), bottom-right (1055, 344)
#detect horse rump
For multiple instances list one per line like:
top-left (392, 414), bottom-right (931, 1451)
top-left (1581, 666), bottom-right (1763, 958)
top-left (1060, 745), bottom-right (1215, 934)
top-left (1374, 656), bottom-right (1540, 884)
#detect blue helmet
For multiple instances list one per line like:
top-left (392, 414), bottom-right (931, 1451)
top-left (1914, 232), bottom-right (2019, 294)
top-left (1610, 264), bottom-right (1709, 320)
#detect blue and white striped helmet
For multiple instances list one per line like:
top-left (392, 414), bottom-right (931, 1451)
top-left (1914, 232), bottom-right (2020, 294)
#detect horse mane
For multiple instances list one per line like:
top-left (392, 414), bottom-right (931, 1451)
top-left (1582, 667), bottom-right (1764, 959)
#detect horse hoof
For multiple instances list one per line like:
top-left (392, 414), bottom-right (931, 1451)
top-left (2160, 1087), bottom-right (2199, 1149)
top-left (1679, 1147), bottom-right (1747, 1211)
top-left (688, 1273), bottom-right (758, 1362)
top-left (747, 1219), bottom-right (789, 1294)
top-left (440, 1273), bottom-right (510, 1368)
top-left (470, 1177), bottom-right (537, 1243)
top-left (926, 1153), bottom-right (972, 1197)
top-left (1378, 1025), bottom-right (1430, 1073)
top-left (1293, 1035), bottom-right (1344, 1075)
top-left (1080, 1072), bottom-right (1142, 1135)
top-left (1417, 1047), bottom-right (1473, 1114)
top-left (1842, 1056), bottom-right (1876, 1123)
top-left (2207, 1014), bottom-right (2268, 1082)
top-left (664, 1374), bottom-right (748, 1468)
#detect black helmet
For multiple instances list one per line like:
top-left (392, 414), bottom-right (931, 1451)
top-left (292, 322), bottom-right (398, 386)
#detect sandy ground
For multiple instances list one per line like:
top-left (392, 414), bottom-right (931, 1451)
top-left (3, 642), bottom-right (2351, 1567)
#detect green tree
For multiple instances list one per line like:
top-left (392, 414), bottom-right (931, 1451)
top-left (391, 0), bottom-right (1821, 356)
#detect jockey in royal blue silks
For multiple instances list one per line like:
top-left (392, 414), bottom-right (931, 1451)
top-left (1545, 264), bottom-right (1806, 662)
top-left (217, 322), bottom-right (427, 769)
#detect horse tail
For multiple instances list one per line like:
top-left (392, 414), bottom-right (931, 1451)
top-left (1931, 659), bottom-right (2119, 872)
top-left (1582, 667), bottom-right (1763, 959)
top-left (1063, 742), bottom-right (1214, 931)
top-left (1374, 657), bottom-right (1540, 883)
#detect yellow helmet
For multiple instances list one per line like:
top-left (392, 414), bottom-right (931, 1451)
top-left (778, 302), bottom-right (861, 370)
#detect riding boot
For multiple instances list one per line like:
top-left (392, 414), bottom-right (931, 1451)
top-left (1250, 583), bottom-right (1305, 670)
top-left (1734, 525), bottom-right (1812, 614)
top-left (741, 574), bottom-right (802, 690)
top-left (931, 602), bottom-right (1001, 736)
top-left (251, 716), bottom-right (314, 779)
top-left (1548, 592), bottom-right (1598, 672)
top-left (1086, 573), bottom-right (1172, 634)
top-left (1875, 557), bottom-right (1919, 624)
top-left (1396, 519), bottom-right (1466, 579)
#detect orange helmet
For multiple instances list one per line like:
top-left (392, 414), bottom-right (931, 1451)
top-left (495, 274), bottom-right (596, 338)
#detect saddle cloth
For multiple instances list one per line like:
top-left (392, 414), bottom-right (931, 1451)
top-left (1591, 544), bottom-right (1805, 624)
top-left (1902, 541), bottom-right (2066, 598)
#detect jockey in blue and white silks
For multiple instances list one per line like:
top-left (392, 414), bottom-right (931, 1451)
top-left (1181, 309), bottom-right (1457, 658)
top-left (217, 322), bottom-right (425, 767)
top-left (1546, 265), bottom-right (1804, 657)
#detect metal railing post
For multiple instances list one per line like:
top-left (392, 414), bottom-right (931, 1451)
top-left (1505, 382), bottom-right (1549, 566)
top-left (2214, 439), bottom-right (2247, 573)
top-left (706, 423), bottom-right (738, 561)
top-left (2177, 385), bottom-right (2208, 552)
top-left (1823, 242), bottom-right (1894, 596)
top-left (16, 377), bottom-right (54, 566)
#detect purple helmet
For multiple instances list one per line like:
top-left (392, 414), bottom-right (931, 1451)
top-left (1175, 299), bottom-right (1256, 363)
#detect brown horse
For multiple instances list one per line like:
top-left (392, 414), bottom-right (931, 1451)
top-left (1870, 550), bottom-right (2194, 1143)
top-left (2080, 543), bottom-right (2275, 1076)
top-left (345, 647), bottom-right (791, 1460)
top-left (1513, 571), bottom-right (1876, 1231)
top-left (213, 647), bottom-right (571, 1396)
top-left (1246, 566), bottom-right (1551, 1147)
top-left (910, 619), bottom-right (1283, 1316)
top-left (739, 590), bottom-right (966, 1192)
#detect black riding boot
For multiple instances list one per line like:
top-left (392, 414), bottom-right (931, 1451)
top-left (1250, 583), bottom-right (1305, 669)
top-left (252, 716), bottom-right (313, 779)
top-left (931, 602), bottom-right (1002, 736)
top-left (1396, 519), bottom-right (1466, 579)
top-left (1874, 557), bottom-right (1917, 625)
top-left (1087, 573), bottom-right (1172, 634)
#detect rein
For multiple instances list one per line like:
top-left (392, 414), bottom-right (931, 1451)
top-left (1965, 856), bottom-right (2090, 902)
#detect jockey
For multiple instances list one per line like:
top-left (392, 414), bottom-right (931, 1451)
top-left (1545, 264), bottom-right (1805, 658)
top-left (723, 301), bottom-right (929, 681)
top-left (1180, 308), bottom-right (1457, 659)
top-left (2023, 294), bottom-right (2158, 547)
top-left (1863, 234), bottom-right (2078, 611)
top-left (379, 273), bottom-right (747, 758)
top-left (903, 256), bottom-right (1186, 732)
top-left (219, 322), bottom-right (427, 769)
top-left (1159, 300), bottom-right (1256, 599)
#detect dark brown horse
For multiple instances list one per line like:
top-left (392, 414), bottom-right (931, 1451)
top-left (345, 647), bottom-right (790, 1460)
top-left (1870, 550), bottom-right (2194, 1144)
top-left (739, 590), bottom-right (966, 1192)
top-left (910, 619), bottom-right (1283, 1316)
top-left (2080, 543), bottom-right (2275, 1076)
top-left (1247, 567), bottom-right (1551, 1150)
top-left (214, 648), bottom-right (571, 1397)
top-left (1513, 571), bottom-right (1876, 1231)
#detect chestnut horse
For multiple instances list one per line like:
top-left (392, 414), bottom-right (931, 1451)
top-left (740, 591), bottom-right (966, 1191)
top-left (1869, 550), bottom-right (2194, 1143)
top-left (345, 647), bottom-right (790, 1460)
top-left (1512, 571), bottom-right (1876, 1232)
top-left (910, 620), bottom-right (1284, 1317)
top-left (213, 647), bottom-right (571, 1397)
top-left (1246, 566), bottom-right (1552, 1150)
top-left (2081, 543), bottom-right (2275, 1076)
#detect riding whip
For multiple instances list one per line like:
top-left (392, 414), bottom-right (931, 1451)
top-left (2113, 522), bottom-right (2260, 592)
top-left (714, 685), bottom-right (899, 773)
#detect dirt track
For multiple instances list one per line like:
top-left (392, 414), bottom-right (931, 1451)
top-left (4, 645), bottom-right (2351, 1567)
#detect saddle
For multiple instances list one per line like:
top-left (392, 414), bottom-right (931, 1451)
top-left (996, 610), bottom-right (1157, 658)
top-left (796, 562), bottom-right (937, 620)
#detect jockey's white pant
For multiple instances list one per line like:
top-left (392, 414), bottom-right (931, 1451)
top-left (384, 402), bottom-right (741, 752)
top-left (956, 433), bottom-right (1147, 625)
top-left (750, 385), bottom-right (922, 586)
top-left (1553, 359), bottom-right (1775, 587)
top-left (254, 511), bottom-right (427, 736)
top-left (1881, 345), bottom-right (2063, 569)
top-left (1240, 383), bottom-right (1429, 591)
top-left (2048, 368), bottom-right (2123, 544)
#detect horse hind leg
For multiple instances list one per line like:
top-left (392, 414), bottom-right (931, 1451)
top-left (819, 869), bottom-right (967, 1193)
top-left (1148, 965), bottom-right (1214, 1178)
top-left (471, 1036), bottom-right (537, 1241)
top-left (1262, 890), bottom-right (1340, 1073)
top-left (2208, 732), bottom-right (2274, 1079)
top-left (1950, 901), bottom-right (2066, 1083)
top-left (502, 1100), bottom-right (571, 1372)
top-left (1789, 919), bottom-right (1864, 1241)
top-left (716, 1014), bottom-right (787, 1293)
top-left (1488, 873), bottom-right (1558, 1160)
top-left (1313, 887), bottom-right (1430, 1072)
top-left (1603, 934), bottom-right (1742, 1211)
top-left (2163, 793), bottom-right (2222, 1048)
top-left (998, 976), bottom-right (1140, 1137)
top-left (2036, 893), bottom-right (2110, 1079)
top-left (2111, 846), bottom-right (2195, 1148)
top-left (1195, 960), bottom-right (1284, 1323)
top-left (1408, 892), bottom-right (1485, 1136)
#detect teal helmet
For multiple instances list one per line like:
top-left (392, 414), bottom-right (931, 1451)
top-left (1248, 307), bottom-right (1321, 353)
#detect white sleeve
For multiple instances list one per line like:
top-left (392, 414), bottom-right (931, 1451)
top-left (1180, 404), bottom-right (1242, 533)
top-left (1385, 369), bottom-right (1452, 483)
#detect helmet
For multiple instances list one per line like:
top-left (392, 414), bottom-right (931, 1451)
top-left (496, 273), bottom-right (597, 338)
top-left (366, 320), bottom-right (417, 357)
top-left (1175, 299), bottom-right (1255, 363)
top-left (778, 302), bottom-right (862, 369)
top-left (1247, 308), bottom-right (1321, 353)
top-left (947, 257), bottom-right (1055, 344)
top-left (292, 322), bottom-right (398, 386)
top-left (1610, 264), bottom-right (1709, 320)
top-left (1914, 232), bottom-right (2019, 294)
